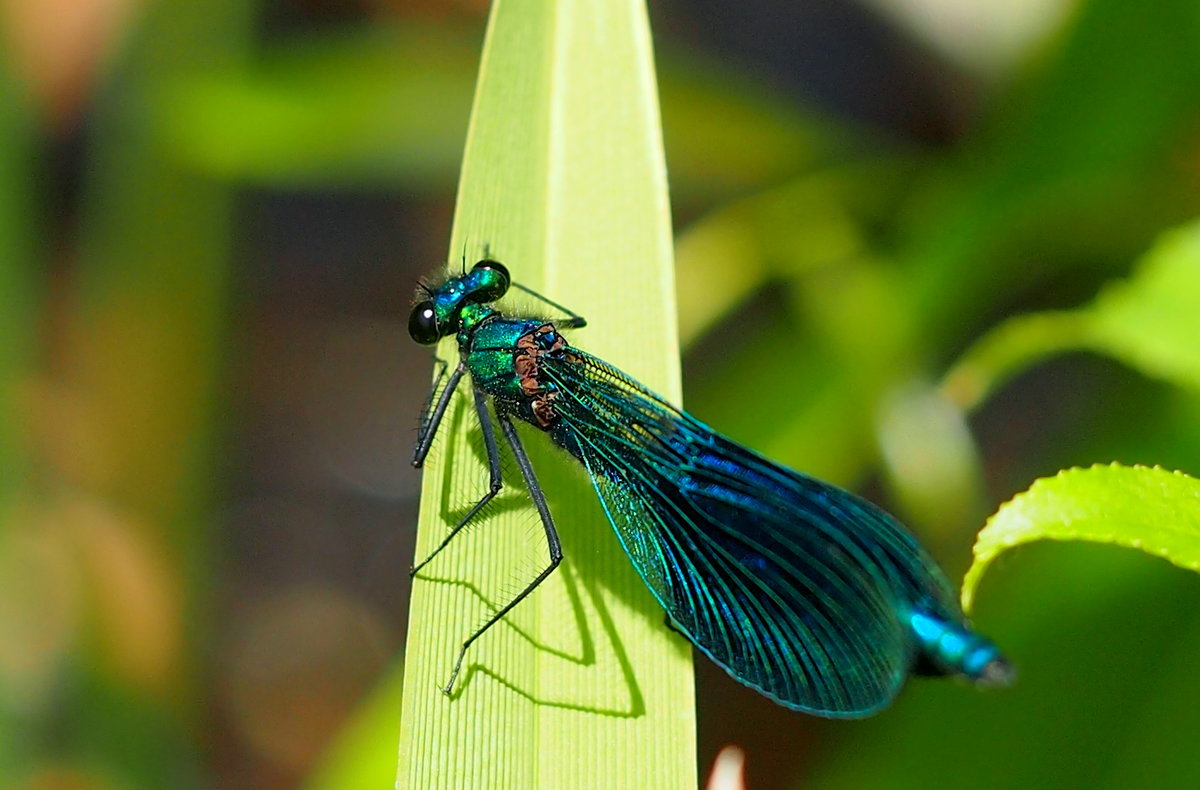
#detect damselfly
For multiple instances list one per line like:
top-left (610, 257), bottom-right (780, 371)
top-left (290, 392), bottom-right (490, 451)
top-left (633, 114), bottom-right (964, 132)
top-left (409, 259), bottom-right (1011, 717)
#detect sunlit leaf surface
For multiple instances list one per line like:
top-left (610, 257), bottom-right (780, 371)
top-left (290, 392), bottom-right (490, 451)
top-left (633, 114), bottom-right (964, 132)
top-left (963, 464), bottom-right (1200, 611)
top-left (395, 0), bottom-right (693, 788)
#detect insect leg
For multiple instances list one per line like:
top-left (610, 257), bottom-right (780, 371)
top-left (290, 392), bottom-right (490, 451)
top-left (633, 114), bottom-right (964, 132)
top-left (413, 361), bottom-right (466, 468)
top-left (441, 410), bottom-right (563, 695)
top-left (410, 386), bottom-right (504, 576)
top-left (416, 355), bottom-right (448, 428)
top-left (509, 281), bottom-right (587, 329)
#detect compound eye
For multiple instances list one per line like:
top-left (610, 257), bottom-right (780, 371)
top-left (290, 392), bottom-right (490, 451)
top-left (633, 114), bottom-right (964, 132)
top-left (408, 300), bottom-right (441, 345)
top-left (470, 259), bottom-right (511, 302)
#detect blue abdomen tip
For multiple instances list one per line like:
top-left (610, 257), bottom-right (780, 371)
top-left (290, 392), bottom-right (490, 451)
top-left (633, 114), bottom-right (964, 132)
top-left (909, 610), bottom-right (1014, 687)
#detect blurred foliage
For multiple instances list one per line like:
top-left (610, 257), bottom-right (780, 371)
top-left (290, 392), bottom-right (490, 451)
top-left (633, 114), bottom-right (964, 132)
top-left (945, 219), bottom-right (1200, 410)
top-left (2, 0), bottom-right (1200, 788)
top-left (0, 17), bottom-right (37, 786)
top-left (160, 25), bottom-right (833, 201)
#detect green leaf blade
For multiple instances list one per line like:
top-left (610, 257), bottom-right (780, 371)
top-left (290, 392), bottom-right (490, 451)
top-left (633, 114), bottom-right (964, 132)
top-left (396, 0), bottom-right (693, 788)
top-left (962, 464), bottom-right (1200, 611)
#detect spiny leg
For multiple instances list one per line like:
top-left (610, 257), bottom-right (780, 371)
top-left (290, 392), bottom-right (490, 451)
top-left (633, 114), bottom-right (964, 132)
top-left (413, 361), bottom-right (466, 468)
top-left (415, 355), bottom-right (448, 434)
top-left (442, 411), bottom-right (563, 695)
top-left (411, 386), bottom-right (504, 576)
top-left (428, 355), bottom-right (448, 390)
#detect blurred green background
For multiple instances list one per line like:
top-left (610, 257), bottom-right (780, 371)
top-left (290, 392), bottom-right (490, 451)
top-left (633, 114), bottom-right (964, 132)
top-left (3, 0), bottom-right (1200, 788)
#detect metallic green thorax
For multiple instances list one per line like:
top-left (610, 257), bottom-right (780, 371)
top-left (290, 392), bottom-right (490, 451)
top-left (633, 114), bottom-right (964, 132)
top-left (464, 316), bottom-right (544, 400)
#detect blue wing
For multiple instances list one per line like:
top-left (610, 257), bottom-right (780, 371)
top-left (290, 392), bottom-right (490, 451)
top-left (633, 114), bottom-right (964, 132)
top-left (542, 351), bottom-right (961, 716)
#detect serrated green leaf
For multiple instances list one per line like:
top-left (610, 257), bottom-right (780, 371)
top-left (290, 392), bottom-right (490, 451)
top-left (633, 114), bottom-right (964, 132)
top-left (395, 1), bottom-right (693, 789)
top-left (962, 464), bottom-right (1200, 611)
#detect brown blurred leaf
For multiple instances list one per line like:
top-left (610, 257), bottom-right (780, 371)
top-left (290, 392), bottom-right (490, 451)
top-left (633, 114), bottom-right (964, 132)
top-left (0, 501), bottom-right (80, 709)
top-left (60, 493), bottom-right (183, 696)
top-left (1, 0), bottom-right (143, 126)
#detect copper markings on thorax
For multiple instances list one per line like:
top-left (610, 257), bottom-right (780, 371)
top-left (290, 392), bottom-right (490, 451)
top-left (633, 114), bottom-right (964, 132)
top-left (514, 323), bottom-right (580, 428)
